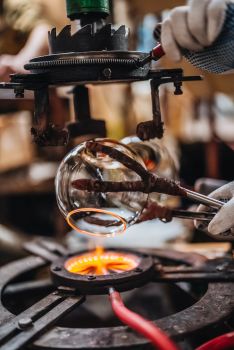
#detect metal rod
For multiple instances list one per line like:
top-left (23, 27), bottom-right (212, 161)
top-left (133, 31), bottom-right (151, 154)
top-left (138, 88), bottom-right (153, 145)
top-left (183, 189), bottom-right (223, 209)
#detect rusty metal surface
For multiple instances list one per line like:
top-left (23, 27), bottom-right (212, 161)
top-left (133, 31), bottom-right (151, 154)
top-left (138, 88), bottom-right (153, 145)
top-left (33, 283), bottom-right (234, 349)
top-left (34, 247), bottom-right (234, 348)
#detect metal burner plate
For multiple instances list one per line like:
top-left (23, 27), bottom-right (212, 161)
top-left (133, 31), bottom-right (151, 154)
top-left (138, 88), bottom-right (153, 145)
top-left (11, 51), bottom-right (150, 86)
top-left (51, 249), bottom-right (154, 294)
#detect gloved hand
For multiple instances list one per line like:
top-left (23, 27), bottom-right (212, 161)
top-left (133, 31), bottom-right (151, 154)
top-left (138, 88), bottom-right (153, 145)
top-left (161, 0), bottom-right (228, 62)
top-left (196, 181), bottom-right (234, 238)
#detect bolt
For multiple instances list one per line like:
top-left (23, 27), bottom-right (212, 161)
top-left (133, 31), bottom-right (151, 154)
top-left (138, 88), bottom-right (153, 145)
top-left (216, 266), bottom-right (224, 272)
top-left (58, 286), bottom-right (76, 292)
top-left (53, 266), bottom-right (62, 272)
top-left (14, 88), bottom-right (24, 98)
top-left (87, 275), bottom-right (96, 280)
top-left (155, 263), bottom-right (163, 271)
top-left (18, 318), bottom-right (33, 329)
top-left (216, 263), bottom-right (228, 272)
top-left (134, 267), bottom-right (142, 273)
top-left (15, 92), bottom-right (24, 98)
top-left (174, 82), bottom-right (183, 95)
top-left (121, 335), bottom-right (128, 340)
top-left (102, 68), bottom-right (112, 79)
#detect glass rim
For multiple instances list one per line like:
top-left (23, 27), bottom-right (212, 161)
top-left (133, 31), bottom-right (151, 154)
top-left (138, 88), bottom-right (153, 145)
top-left (66, 207), bottom-right (127, 237)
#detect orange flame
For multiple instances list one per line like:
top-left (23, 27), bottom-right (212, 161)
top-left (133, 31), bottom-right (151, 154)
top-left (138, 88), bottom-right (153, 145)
top-left (64, 247), bottom-right (139, 276)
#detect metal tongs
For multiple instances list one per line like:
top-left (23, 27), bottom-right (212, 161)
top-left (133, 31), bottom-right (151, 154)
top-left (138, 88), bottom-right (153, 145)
top-left (172, 189), bottom-right (223, 222)
top-left (172, 209), bottom-right (217, 222)
top-left (75, 141), bottom-right (224, 224)
top-left (184, 189), bottom-right (223, 210)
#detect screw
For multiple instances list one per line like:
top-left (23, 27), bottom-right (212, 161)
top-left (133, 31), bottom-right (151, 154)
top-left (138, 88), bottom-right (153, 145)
top-left (87, 275), bottom-right (96, 280)
top-left (216, 266), bottom-right (224, 272)
top-left (102, 68), bottom-right (112, 79)
top-left (14, 88), bottom-right (24, 98)
top-left (121, 335), bottom-right (128, 340)
top-left (53, 266), bottom-right (62, 272)
top-left (216, 263), bottom-right (228, 272)
top-left (18, 318), bottom-right (33, 329)
top-left (134, 267), bottom-right (142, 273)
top-left (15, 92), bottom-right (24, 98)
top-left (174, 82), bottom-right (183, 95)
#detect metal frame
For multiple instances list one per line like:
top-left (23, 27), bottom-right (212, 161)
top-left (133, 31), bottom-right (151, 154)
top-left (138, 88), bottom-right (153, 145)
top-left (0, 64), bottom-right (202, 146)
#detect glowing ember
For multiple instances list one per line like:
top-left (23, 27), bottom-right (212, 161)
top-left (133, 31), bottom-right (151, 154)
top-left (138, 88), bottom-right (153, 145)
top-left (64, 247), bottom-right (140, 276)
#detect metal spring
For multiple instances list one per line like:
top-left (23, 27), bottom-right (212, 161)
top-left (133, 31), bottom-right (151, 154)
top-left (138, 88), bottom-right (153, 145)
top-left (25, 57), bottom-right (138, 70)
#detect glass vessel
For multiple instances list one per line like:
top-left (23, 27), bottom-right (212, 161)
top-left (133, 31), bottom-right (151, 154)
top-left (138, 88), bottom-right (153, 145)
top-left (55, 139), bottom-right (148, 237)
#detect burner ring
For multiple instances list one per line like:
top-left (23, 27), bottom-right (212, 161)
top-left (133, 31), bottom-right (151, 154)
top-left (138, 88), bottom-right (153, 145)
top-left (51, 249), bottom-right (154, 294)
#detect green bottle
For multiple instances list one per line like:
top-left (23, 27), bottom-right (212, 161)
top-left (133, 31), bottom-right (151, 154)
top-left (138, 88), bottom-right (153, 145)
top-left (66, 0), bottom-right (110, 20)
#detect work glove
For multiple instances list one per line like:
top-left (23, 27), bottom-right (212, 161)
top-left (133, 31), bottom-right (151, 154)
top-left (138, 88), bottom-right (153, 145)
top-left (196, 181), bottom-right (234, 239)
top-left (161, 0), bottom-right (228, 62)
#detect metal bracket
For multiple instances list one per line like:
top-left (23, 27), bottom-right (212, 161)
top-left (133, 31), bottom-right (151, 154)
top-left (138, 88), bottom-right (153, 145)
top-left (0, 291), bottom-right (84, 350)
top-left (137, 69), bottom-right (202, 141)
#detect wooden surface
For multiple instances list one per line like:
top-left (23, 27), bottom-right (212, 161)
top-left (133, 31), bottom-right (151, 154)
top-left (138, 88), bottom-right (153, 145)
top-left (161, 57), bottom-right (234, 97)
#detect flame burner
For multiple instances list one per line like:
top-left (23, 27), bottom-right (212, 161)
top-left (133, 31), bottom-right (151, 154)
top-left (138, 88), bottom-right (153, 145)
top-left (1, 239), bottom-right (234, 350)
top-left (51, 249), bottom-right (154, 294)
top-left (64, 248), bottom-right (140, 275)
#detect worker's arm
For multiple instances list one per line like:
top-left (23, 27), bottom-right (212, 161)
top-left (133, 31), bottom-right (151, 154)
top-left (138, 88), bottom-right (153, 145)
top-left (0, 22), bottom-right (50, 81)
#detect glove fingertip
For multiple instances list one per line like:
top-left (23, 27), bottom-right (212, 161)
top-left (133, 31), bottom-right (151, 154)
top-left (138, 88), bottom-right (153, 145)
top-left (207, 0), bottom-right (227, 44)
top-left (197, 204), bottom-right (208, 213)
top-left (161, 20), bottom-right (182, 62)
top-left (208, 220), bottom-right (221, 235)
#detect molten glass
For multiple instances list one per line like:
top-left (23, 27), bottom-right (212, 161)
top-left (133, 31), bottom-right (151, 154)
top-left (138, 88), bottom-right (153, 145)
top-left (66, 208), bottom-right (127, 238)
top-left (64, 247), bottom-right (140, 276)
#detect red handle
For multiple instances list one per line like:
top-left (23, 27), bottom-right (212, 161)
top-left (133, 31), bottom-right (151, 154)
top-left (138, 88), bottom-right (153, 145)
top-left (151, 44), bottom-right (165, 60)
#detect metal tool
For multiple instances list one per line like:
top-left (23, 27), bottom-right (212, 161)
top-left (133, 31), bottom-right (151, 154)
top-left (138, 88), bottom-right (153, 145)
top-left (138, 43), bottom-right (165, 67)
top-left (172, 209), bottom-right (216, 222)
top-left (184, 189), bottom-right (224, 209)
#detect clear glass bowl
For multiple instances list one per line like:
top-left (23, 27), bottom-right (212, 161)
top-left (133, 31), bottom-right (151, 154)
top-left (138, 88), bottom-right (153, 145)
top-left (55, 139), bottom-right (148, 237)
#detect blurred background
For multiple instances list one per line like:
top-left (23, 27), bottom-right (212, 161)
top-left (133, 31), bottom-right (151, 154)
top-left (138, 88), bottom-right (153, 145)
top-left (0, 0), bottom-right (233, 262)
